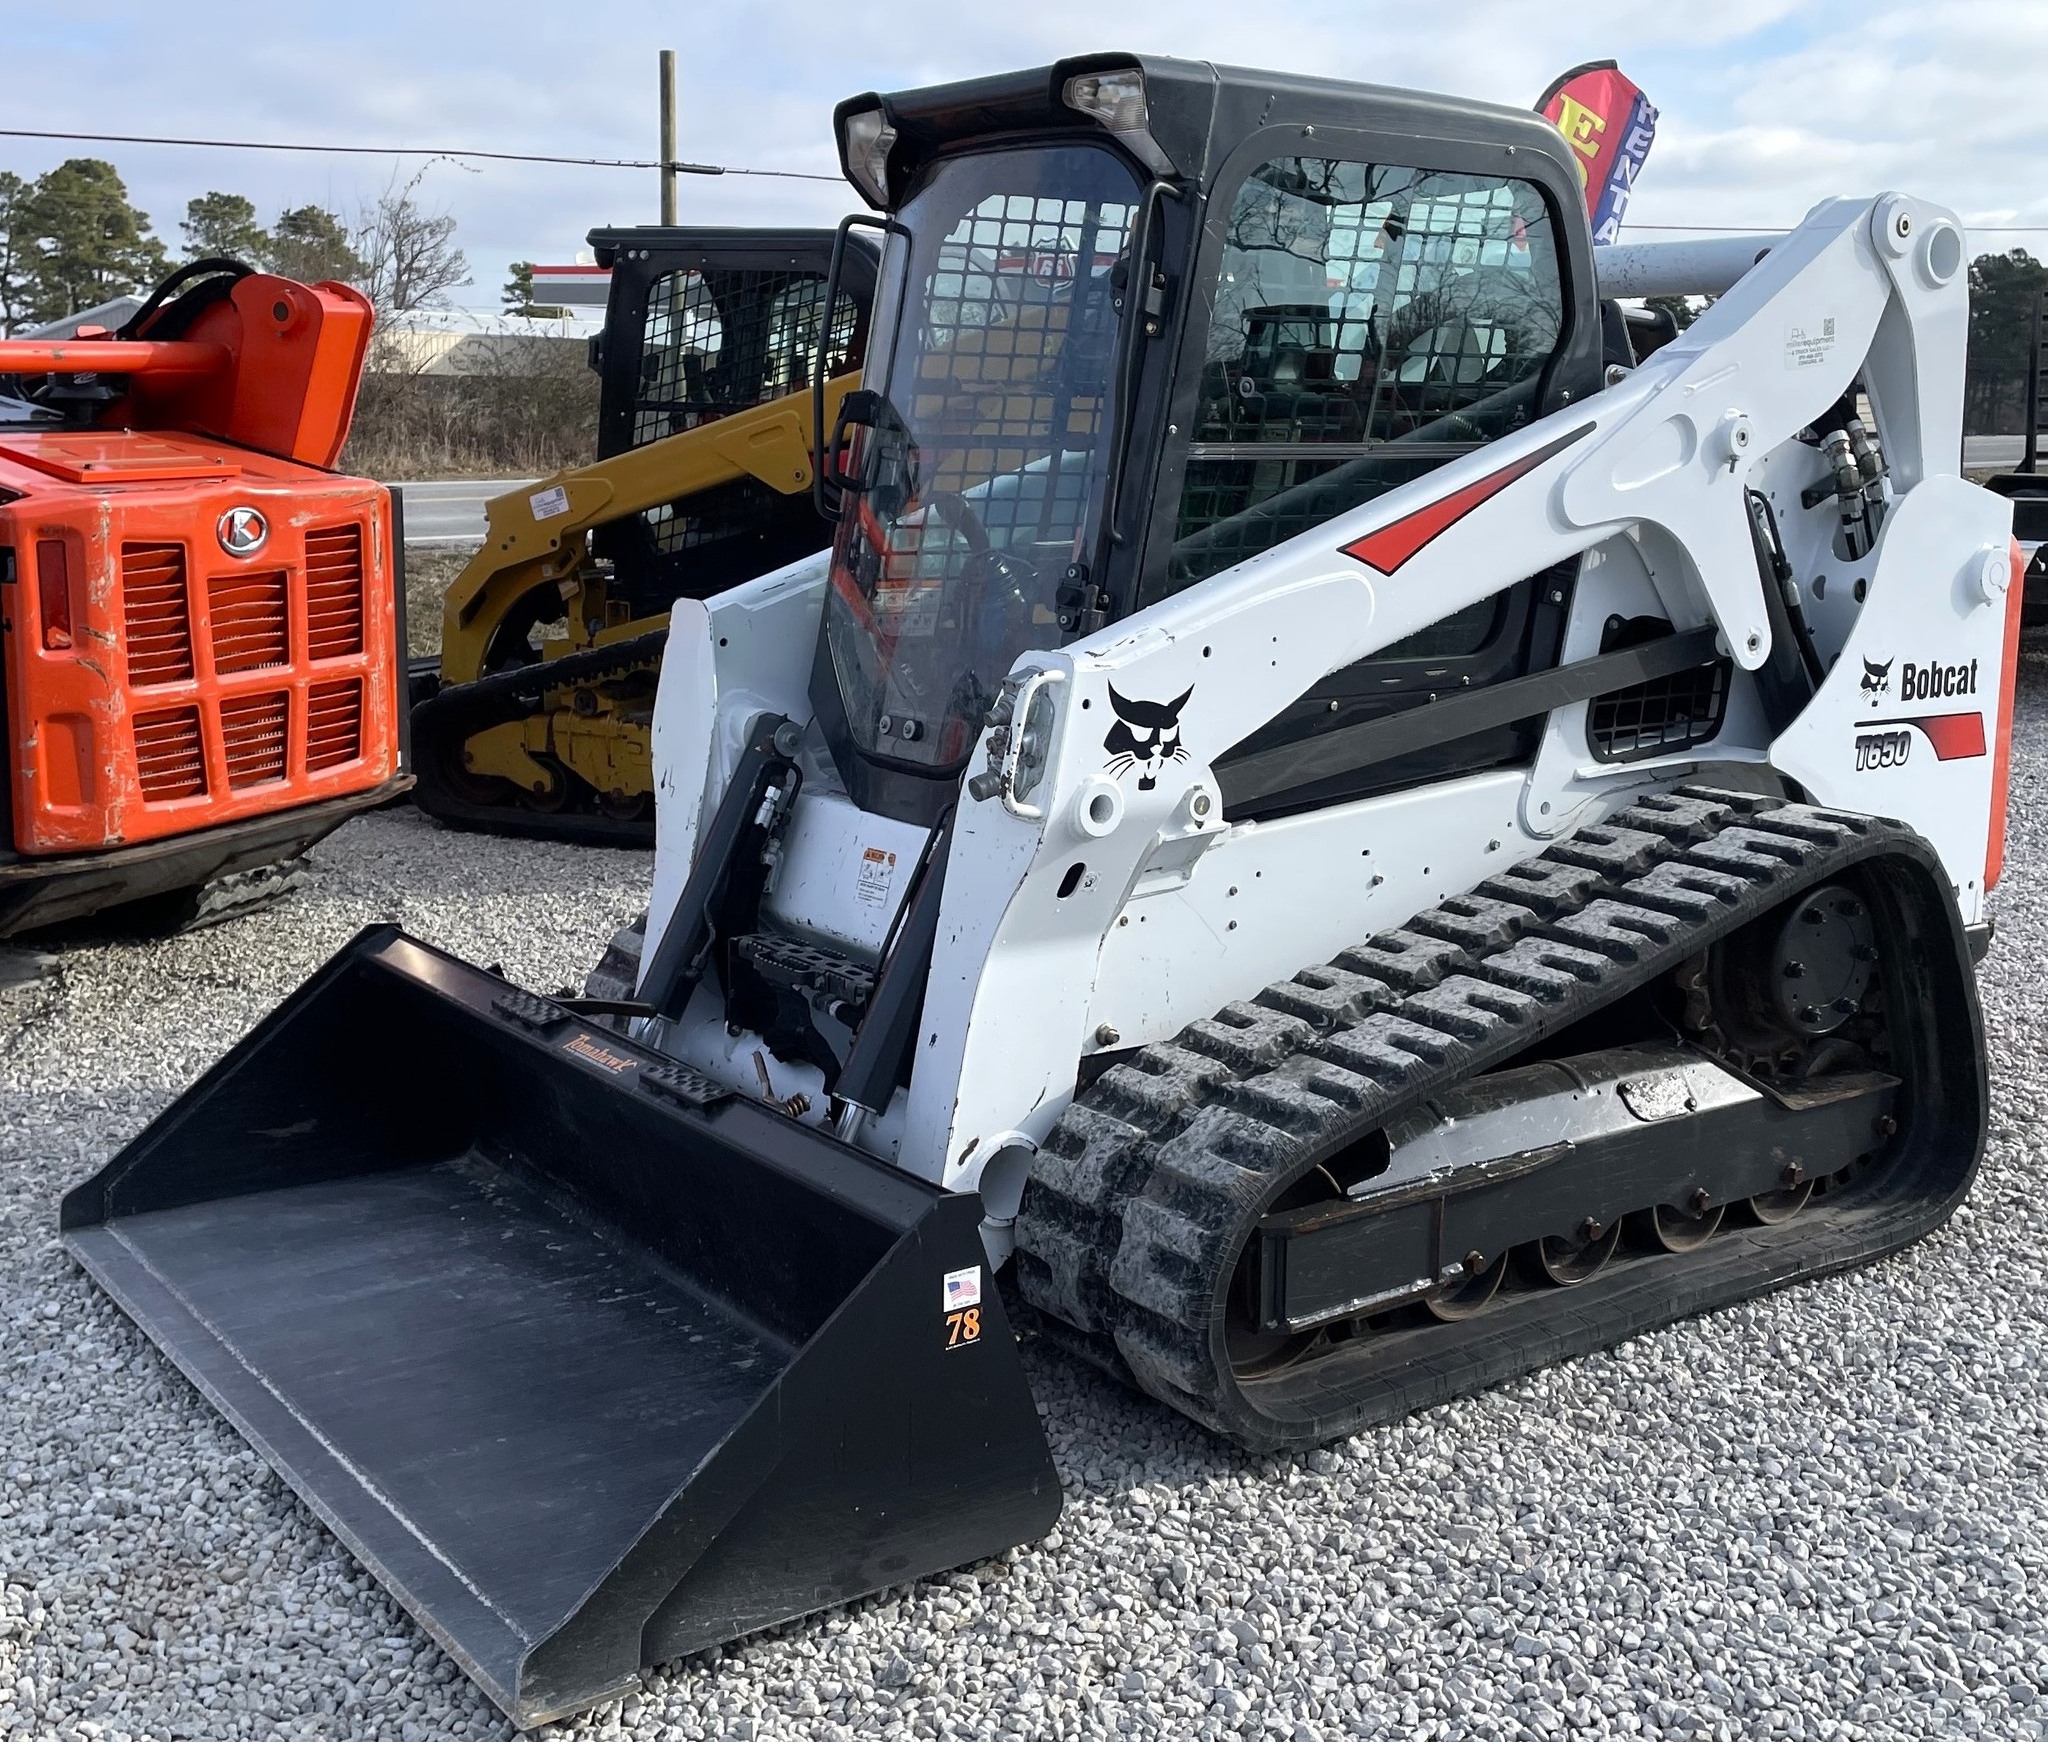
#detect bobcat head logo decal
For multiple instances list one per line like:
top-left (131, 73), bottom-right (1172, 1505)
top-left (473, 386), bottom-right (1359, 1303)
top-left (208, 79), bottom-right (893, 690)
top-left (1861, 657), bottom-right (1893, 704)
top-left (1104, 684), bottom-right (1193, 791)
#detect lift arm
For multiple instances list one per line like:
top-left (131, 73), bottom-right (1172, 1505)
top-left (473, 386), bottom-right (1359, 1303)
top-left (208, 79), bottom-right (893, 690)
top-left (438, 371), bottom-right (857, 683)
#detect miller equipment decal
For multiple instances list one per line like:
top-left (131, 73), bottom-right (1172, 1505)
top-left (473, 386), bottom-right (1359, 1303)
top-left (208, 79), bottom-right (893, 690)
top-left (1104, 685), bottom-right (1192, 791)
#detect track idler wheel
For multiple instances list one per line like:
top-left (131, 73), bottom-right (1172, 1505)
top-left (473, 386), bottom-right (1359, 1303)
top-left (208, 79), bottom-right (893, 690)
top-left (1634, 1194), bottom-right (1725, 1254)
top-left (1747, 1175), bottom-right (1815, 1224)
top-left (1520, 1217), bottom-right (1622, 1287)
top-left (1423, 1250), bottom-right (1507, 1321)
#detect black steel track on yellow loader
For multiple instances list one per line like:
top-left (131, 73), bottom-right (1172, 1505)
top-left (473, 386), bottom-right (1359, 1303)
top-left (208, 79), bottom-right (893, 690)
top-left (1017, 788), bottom-right (1987, 1450)
top-left (60, 930), bottom-right (1058, 1728)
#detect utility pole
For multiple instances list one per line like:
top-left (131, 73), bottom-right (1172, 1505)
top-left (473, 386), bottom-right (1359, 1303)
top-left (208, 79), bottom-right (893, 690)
top-left (659, 48), bottom-right (679, 226)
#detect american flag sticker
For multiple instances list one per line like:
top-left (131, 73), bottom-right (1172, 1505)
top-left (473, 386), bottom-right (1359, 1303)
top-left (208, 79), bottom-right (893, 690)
top-left (943, 1265), bottom-right (982, 1314)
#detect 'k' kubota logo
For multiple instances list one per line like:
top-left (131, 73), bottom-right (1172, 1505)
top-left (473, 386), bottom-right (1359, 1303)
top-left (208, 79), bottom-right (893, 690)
top-left (217, 505), bottom-right (269, 557)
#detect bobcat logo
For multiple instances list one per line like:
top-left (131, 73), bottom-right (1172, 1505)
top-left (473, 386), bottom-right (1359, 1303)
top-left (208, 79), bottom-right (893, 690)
top-left (1861, 657), bottom-right (1893, 704)
top-left (1104, 684), bottom-right (1193, 791)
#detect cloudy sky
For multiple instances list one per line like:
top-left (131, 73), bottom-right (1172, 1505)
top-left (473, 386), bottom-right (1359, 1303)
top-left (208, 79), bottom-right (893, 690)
top-left (10, 1), bottom-right (2047, 303)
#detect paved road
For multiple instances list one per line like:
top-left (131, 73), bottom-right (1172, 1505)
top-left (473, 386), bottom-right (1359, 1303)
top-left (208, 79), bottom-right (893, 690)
top-left (389, 477), bottom-right (534, 544)
top-left (1965, 436), bottom-right (2041, 472)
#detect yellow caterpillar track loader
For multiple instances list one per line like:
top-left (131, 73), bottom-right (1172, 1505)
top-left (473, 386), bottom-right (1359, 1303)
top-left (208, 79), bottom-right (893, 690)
top-left (65, 53), bottom-right (2016, 1727)
top-left (411, 229), bottom-right (875, 842)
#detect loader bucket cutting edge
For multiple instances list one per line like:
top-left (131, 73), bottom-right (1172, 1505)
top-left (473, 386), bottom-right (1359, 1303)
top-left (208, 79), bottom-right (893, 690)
top-left (60, 926), bottom-right (1060, 1728)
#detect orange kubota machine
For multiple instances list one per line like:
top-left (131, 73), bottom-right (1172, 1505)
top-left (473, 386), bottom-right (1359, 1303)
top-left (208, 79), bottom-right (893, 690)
top-left (0, 260), bottom-right (408, 936)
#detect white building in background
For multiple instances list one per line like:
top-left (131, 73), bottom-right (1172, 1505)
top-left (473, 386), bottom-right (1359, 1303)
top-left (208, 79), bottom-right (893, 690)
top-left (17, 296), bottom-right (146, 339)
top-left (367, 304), bottom-right (604, 376)
top-left (366, 257), bottom-right (613, 375)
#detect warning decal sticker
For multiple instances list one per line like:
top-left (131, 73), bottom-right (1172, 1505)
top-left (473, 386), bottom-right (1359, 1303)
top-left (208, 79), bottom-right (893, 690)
top-left (856, 846), bottom-right (898, 909)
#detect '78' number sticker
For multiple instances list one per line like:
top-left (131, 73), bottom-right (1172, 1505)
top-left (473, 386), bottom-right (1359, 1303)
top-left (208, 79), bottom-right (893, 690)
top-left (944, 1265), bottom-right (982, 1351)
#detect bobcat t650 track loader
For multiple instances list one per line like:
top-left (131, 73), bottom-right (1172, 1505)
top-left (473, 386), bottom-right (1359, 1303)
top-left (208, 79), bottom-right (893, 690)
top-left (63, 54), bottom-right (2017, 1726)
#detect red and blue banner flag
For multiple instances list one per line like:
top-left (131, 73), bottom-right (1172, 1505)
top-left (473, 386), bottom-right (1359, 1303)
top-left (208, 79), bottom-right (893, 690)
top-left (1537, 61), bottom-right (1658, 246)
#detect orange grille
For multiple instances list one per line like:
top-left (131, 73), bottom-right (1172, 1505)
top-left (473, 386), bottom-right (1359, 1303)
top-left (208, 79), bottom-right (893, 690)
top-left (122, 544), bottom-right (195, 686)
top-left (306, 677), bottom-right (364, 770)
top-left (220, 690), bottom-right (290, 789)
top-left (208, 570), bottom-right (289, 673)
top-left (133, 706), bottom-right (207, 801)
top-left (305, 523), bottom-right (366, 659)
top-left (6, 471), bottom-right (400, 857)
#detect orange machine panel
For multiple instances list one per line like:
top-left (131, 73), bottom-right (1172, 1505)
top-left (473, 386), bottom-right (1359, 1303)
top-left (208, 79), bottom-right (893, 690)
top-left (0, 433), bottom-right (401, 854)
top-left (0, 272), bottom-right (376, 470)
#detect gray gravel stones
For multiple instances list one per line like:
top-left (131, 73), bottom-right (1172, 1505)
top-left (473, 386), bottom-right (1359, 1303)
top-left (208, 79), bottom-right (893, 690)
top-left (7, 661), bottom-right (2048, 1739)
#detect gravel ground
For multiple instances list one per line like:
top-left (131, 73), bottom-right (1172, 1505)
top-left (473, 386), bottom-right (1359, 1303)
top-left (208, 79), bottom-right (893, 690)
top-left (6, 664), bottom-right (2048, 1742)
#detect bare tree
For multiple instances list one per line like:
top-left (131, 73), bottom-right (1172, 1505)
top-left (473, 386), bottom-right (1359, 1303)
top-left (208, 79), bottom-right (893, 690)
top-left (356, 166), bottom-right (469, 321)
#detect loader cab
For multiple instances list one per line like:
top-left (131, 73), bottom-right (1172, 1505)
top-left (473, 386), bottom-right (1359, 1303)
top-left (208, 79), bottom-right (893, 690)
top-left (587, 227), bottom-right (877, 614)
top-left (812, 54), bottom-right (1605, 825)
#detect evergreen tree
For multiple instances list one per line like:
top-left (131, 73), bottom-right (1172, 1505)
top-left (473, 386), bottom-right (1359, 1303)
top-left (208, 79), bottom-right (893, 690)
top-left (0, 172), bottom-right (33, 333)
top-left (1643, 293), bottom-right (1700, 332)
top-left (18, 158), bottom-right (168, 321)
top-left (181, 190), bottom-right (269, 263)
top-left (1968, 249), bottom-right (2048, 376)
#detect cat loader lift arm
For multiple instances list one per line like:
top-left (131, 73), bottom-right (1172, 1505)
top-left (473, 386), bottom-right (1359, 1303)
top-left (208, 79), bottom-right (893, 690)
top-left (415, 373), bottom-right (855, 828)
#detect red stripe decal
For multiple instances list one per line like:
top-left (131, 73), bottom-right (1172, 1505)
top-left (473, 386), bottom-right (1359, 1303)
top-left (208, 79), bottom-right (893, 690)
top-left (1339, 423), bottom-right (1595, 575)
top-left (1988, 539), bottom-right (2026, 888)
top-left (1872, 711), bottom-right (1987, 760)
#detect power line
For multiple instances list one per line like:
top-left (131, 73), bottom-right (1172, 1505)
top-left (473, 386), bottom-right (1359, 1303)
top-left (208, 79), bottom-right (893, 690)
top-left (0, 127), bottom-right (843, 183)
top-left (9, 129), bottom-right (2045, 230)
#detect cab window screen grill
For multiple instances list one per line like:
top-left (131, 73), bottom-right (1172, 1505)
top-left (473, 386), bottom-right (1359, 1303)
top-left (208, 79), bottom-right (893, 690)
top-left (904, 189), bottom-right (1133, 554)
top-left (1164, 159), bottom-right (1565, 596)
top-left (631, 268), bottom-right (861, 556)
top-left (822, 145), bottom-right (1139, 774)
top-left (631, 269), bottom-right (859, 449)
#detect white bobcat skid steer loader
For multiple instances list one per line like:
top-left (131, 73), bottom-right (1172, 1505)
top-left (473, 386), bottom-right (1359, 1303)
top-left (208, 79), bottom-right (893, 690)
top-left (63, 53), bottom-right (2018, 1727)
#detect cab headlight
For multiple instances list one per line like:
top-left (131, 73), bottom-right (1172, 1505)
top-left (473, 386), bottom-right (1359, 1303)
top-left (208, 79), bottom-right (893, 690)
top-left (841, 107), bottom-right (898, 208)
top-left (1061, 68), bottom-right (1173, 176)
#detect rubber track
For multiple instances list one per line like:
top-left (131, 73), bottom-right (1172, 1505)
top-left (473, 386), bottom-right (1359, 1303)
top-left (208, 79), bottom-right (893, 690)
top-left (182, 857), bottom-right (311, 931)
top-left (411, 628), bottom-right (668, 846)
top-left (1013, 786), bottom-right (1970, 1450)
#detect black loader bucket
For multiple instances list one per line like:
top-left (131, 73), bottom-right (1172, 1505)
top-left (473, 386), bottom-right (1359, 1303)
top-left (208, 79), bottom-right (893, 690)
top-left (61, 927), bottom-right (1060, 1728)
